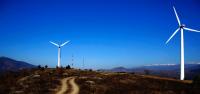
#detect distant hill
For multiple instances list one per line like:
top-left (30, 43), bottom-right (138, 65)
top-left (0, 57), bottom-right (35, 72)
top-left (102, 63), bottom-right (200, 79)
top-left (109, 67), bottom-right (130, 72)
top-left (134, 63), bottom-right (200, 71)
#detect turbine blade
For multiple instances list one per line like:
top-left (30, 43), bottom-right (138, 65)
top-left (166, 28), bottom-right (180, 44)
top-left (50, 41), bottom-right (59, 47)
top-left (61, 41), bottom-right (70, 47)
top-left (173, 6), bottom-right (181, 26)
top-left (184, 27), bottom-right (200, 32)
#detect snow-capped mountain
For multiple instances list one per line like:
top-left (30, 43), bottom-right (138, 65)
top-left (104, 63), bottom-right (200, 79)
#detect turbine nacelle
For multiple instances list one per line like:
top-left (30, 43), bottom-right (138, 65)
top-left (180, 24), bottom-right (185, 29)
top-left (166, 7), bottom-right (200, 44)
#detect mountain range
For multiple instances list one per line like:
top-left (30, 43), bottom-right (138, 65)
top-left (101, 63), bottom-right (200, 79)
top-left (0, 57), bottom-right (35, 72)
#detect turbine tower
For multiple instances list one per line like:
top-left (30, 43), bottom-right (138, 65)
top-left (166, 6), bottom-right (200, 80)
top-left (50, 41), bottom-right (70, 67)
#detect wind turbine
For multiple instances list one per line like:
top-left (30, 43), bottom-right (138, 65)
top-left (50, 41), bottom-right (70, 68)
top-left (166, 6), bottom-right (200, 80)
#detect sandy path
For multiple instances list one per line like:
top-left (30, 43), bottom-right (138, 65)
top-left (69, 77), bottom-right (79, 94)
top-left (56, 77), bottom-right (71, 94)
top-left (56, 77), bottom-right (79, 94)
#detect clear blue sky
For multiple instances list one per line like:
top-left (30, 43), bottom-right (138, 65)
top-left (0, 0), bottom-right (200, 69)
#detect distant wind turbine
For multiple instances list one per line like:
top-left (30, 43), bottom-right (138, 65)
top-left (166, 6), bottom-right (200, 80)
top-left (50, 41), bottom-right (70, 67)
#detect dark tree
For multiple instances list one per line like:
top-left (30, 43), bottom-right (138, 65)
top-left (37, 65), bottom-right (41, 69)
top-left (66, 65), bottom-right (71, 69)
top-left (89, 69), bottom-right (93, 72)
top-left (45, 65), bottom-right (48, 69)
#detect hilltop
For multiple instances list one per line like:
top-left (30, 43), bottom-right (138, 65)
top-left (0, 58), bottom-right (199, 94)
top-left (0, 67), bottom-right (199, 94)
top-left (0, 57), bottom-right (35, 72)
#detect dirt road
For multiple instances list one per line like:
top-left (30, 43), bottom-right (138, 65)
top-left (56, 77), bottom-right (79, 94)
top-left (69, 77), bottom-right (79, 94)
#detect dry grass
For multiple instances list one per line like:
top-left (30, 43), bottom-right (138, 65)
top-left (76, 71), bottom-right (196, 94)
top-left (0, 68), bottom-right (199, 94)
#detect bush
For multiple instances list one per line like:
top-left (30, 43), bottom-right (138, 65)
top-left (89, 69), bottom-right (93, 72)
top-left (37, 65), bottom-right (41, 69)
top-left (45, 65), bottom-right (48, 69)
top-left (192, 75), bottom-right (200, 88)
top-left (191, 75), bottom-right (200, 94)
top-left (66, 65), bottom-right (71, 69)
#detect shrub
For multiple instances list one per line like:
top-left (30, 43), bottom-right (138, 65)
top-left (66, 65), bottom-right (71, 69)
top-left (45, 65), bottom-right (48, 69)
top-left (192, 75), bottom-right (200, 88)
top-left (37, 65), bottom-right (41, 69)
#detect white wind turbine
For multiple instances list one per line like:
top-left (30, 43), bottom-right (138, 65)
top-left (50, 41), bottom-right (70, 68)
top-left (166, 6), bottom-right (200, 80)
